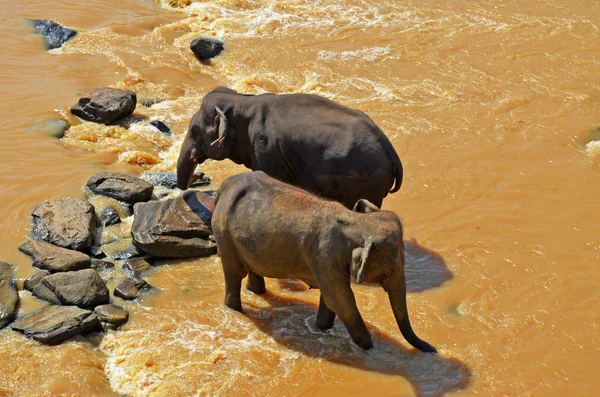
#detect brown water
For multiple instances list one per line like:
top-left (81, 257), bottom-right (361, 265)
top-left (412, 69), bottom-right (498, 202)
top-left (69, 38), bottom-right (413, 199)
top-left (1, 0), bottom-right (599, 395)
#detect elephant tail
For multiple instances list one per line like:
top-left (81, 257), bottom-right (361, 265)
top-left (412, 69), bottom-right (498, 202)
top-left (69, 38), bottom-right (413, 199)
top-left (388, 147), bottom-right (403, 194)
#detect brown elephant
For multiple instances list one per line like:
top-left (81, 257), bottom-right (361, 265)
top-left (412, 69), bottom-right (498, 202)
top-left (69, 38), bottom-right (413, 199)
top-left (211, 171), bottom-right (437, 353)
top-left (177, 87), bottom-right (403, 208)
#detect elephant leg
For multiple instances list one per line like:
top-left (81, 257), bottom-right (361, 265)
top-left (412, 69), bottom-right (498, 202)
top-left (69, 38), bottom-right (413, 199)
top-left (219, 249), bottom-right (246, 312)
top-left (246, 270), bottom-right (266, 294)
top-left (316, 293), bottom-right (336, 330)
top-left (319, 287), bottom-right (372, 349)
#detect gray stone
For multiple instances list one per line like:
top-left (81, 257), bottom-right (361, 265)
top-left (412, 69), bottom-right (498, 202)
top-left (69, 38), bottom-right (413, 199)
top-left (0, 262), bottom-right (19, 329)
top-left (11, 305), bottom-right (99, 344)
top-left (71, 87), bottom-right (136, 124)
top-left (190, 37), bottom-right (224, 60)
top-left (19, 240), bottom-right (91, 273)
top-left (100, 206), bottom-right (121, 227)
top-left (31, 198), bottom-right (96, 251)
top-left (122, 257), bottom-right (152, 278)
top-left (114, 277), bottom-right (147, 300)
top-left (32, 269), bottom-right (109, 308)
top-left (149, 120), bottom-right (172, 136)
top-left (28, 19), bottom-right (77, 50)
top-left (140, 172), bottom-right (211, 190)
top-left (91, 259), bottom-right (115, 272)
top-left (131, 191), bottom-right (217, 258)
top-left (23, 270), bottom-right (51, 292)
top-left (86, 172), bottom-right (153, 204)
top-left (94, 304), bottom-right (128, 325)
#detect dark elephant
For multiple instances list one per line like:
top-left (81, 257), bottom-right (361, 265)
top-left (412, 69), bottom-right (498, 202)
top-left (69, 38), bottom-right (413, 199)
top-left (211, 171), bottom-right (436, 353)
top-left (177, 87), bottom-right (403, 208)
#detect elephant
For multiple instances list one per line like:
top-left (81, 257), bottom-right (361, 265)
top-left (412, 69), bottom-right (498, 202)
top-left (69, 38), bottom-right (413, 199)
top-left (177, 87), bottom-right (403, 209)
top-left (211, 171), bottom-right (437, 353)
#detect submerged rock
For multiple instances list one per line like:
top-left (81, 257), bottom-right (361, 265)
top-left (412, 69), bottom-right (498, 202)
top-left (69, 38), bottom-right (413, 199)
top-left (131, 191), bottom-right (217, 258)
top-left (71, 87), bottom-right (136, 124)
top-left (149, 120), bottom-right (172, 136)
top-left (86, 172), bottom-right (153, 204)
top-left (190, 37), bottom-right (224, 60)
top-left (32, 269), bottom-right (109, 308)
top-left (31, 198), bottom-right (96, 251)
top-left (141, 172), bottom-right (211, 190)
top-left (23, 270), bottom-right (51, 292)
top-left (100, 206), bottom-right (121, 227)
top-left (122, 257), bottom-right (152, 278)
top-left (0, 262), bottom-right (19, 329)
top-left (94, 304), bottom-right (128, 327)
top-left (114, 277), bottom-right (148, 300)
top-left (11, 305), bottom-right (99, 344)
top-left (19, 240), bottom-right (91, 273)
top-left (28, 19), bottom-right (77, 50)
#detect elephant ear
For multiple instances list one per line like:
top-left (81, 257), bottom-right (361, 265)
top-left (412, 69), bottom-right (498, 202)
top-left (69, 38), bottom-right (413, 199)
top-left (210, 106), bottom-right (229, 148)
top-left (353, 199), bottom-right (380, 214)
top-left (352, 238), bottom-right (374, 284)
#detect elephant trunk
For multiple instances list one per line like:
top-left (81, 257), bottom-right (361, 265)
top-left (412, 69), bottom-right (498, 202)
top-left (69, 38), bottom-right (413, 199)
top-left (177, 136), bottom-right (204, 190)
top-left (387, 269), bottom-right (437, 353)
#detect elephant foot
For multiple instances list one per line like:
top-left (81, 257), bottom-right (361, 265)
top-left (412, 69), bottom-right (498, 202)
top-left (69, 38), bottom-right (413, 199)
top-left (246, 272), bottom-right (266, 294)
top-left (225, 299), bottom-right (243, 312)
top-left (316, 295), bottom-right (336, 330)
top-left (352, 333), bottom-right (373, 350)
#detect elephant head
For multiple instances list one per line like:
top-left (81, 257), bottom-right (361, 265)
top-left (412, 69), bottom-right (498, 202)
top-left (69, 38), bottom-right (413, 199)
top-left (177, 106), bottom-right (232, 190)
top-left (351, 199), bottom-right (437, 353)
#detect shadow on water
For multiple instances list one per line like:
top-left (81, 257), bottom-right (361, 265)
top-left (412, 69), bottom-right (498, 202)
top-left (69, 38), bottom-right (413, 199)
top-left (243, 292), bottom-right (470, 397)
top-left (403, 239), bottom-right (453, 293)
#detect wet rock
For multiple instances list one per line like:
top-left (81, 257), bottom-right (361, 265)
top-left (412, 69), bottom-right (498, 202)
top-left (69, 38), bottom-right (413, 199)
top-left (0, 263), bottom-right (19, 329)
top-left (190, 37), bottom-right (224, 60)
top-left (86, 172), bottom-right (153, 204)
top-left (123, 257), bottom-right (152, 278)
top-left (11, 305), bottom-right (99, 344)
top-left (94, 304), bottom-right (128, 326)
top-left (28, 19), bottom-right (77, 50)
top-left (32, 198), bottom-right (96, 251)
top-left (114, 277), bottom-right (148, 300)
top-left (100, 206), bottom-right (121, 227)
top-left (94, 238), bottom-right (144, 260)
top-left (71, 87), bottom-right (136, 125)
top-left (23, 270), bottom-right (51, 292)
top-left (149, 120), bottom-right (172, 136)
top-left (141, 172), bottom-right (211, 190)
top-left (32, 269), bottom-right (109, 308)
top-left (19, 240), bottom-right (91, 273)
top-left (131, 191), bottom-right (217, 258)
top-left (31, 119), bottom-right (70, 139)
top-left (91, 259), bottom-right (115, 272)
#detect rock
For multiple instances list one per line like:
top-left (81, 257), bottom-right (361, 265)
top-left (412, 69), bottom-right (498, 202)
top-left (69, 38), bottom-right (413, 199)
top-left (114, 277), bottom-right (148, 300)
top-left (71, 87), bottom-right (136, 124)
top-left (94, 238), bottom-right (144, 260)
top-left (86, 172), bottom-right (153, 204)
top-left (19, 240), bottom-right (92, 273)
top-left (100, 206), bottom-right (121, 227)
top-left (131, 191), bottom-right (217, 258)
top-left (190, 37), bottom-right (224, 60)
top-left (94, 304), bottom-right (128, 326)
top-left (91, 259), bottom-right (115, 272)
top-left (11, 305), bottom-right (99, 344)
top-left (0, 263), bottom-right (19, 329)
top-left (140, 172), bottom-right (211, 190)
top-left (31, 119), bottom-right (70, 139)
top-left (123, 257), bottom-right (152, 277)
top-left (23, 270), bottom-right (51, 292)
top-left (32, 198), bottom-right (96, 251)
top-left (32, 269), bottom-right (109, 308)
top-left (149, 120), bottom-right (172, 136)
top-left (28, 19), bottom-right (77, 50)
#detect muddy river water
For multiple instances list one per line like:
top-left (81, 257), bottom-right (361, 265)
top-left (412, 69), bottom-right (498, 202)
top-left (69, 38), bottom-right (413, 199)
top-left (0, 0), bottom-right (599, 395)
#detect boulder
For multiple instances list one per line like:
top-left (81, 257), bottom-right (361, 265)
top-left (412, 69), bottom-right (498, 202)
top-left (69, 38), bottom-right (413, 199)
top-left (190, 37), bottom-right (224, 60)
top-left (11, 305), bottom-right (99, 344)
top-left (149, 120), bottom-right (172, 136)
top-left (140, 172), bottom-right (210, 190)
top-left (100, 206), bottom-right (121, 227)
top-left (19, 240), bottom-right (91, 273)
top-left (31, 198), bottom-right (96, 251)
top-left (23, 270), bottom-right (51, 292)
top-left (71, 87), bottom-right (136, 124)
top-left (91, 259), bottom-right (115, 272)
top-left (28, 19), bottom-right (77, 50)
top-left (122, 257), bottom-right (152, 278)
top-left (131, 191), bottom-right (217, 258)
top-left (0, 263), bottom-right (19, 329)
top-left (86, 172), bottom-right (153, 204)
top-left (32, 269), bottom-right (109, 308)
top-left (114, 277), bottom-right (148, 300)
top-left (94, 304), bottom-right (128, 327)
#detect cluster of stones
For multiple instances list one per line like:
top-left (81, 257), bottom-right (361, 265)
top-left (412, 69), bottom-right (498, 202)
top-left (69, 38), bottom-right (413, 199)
top-left (1, 171), bottom-right (215, 344)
